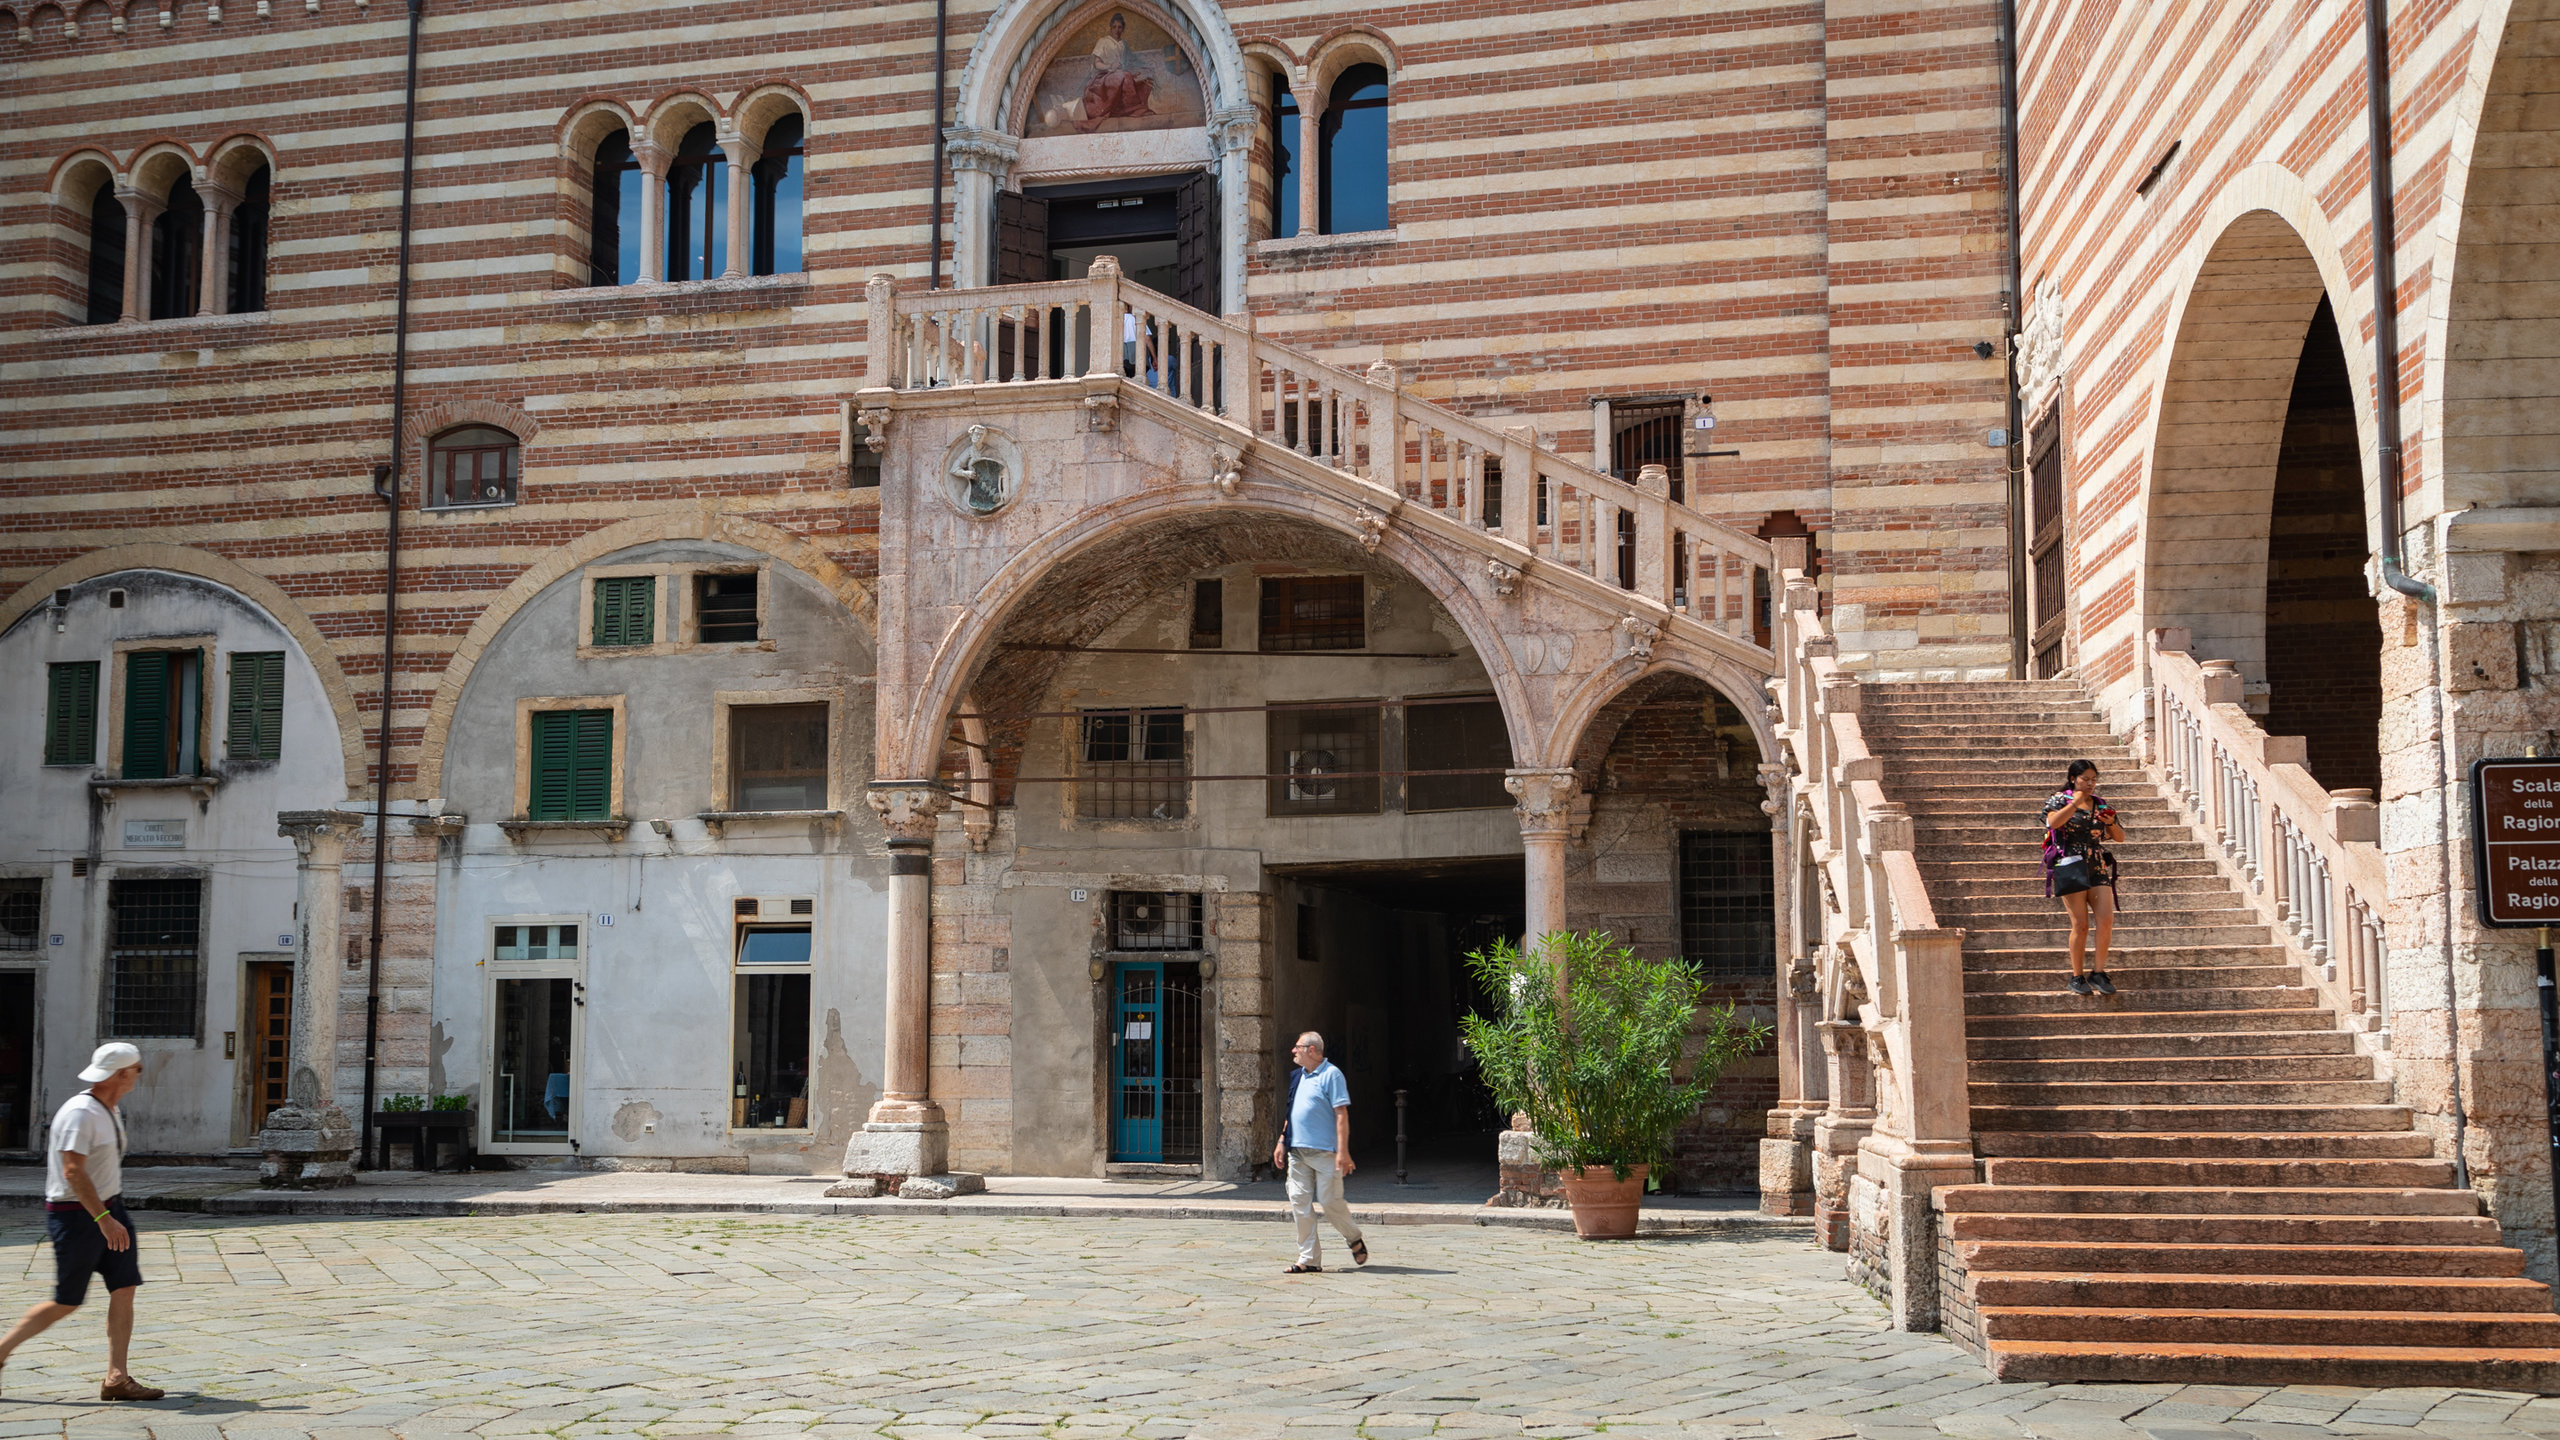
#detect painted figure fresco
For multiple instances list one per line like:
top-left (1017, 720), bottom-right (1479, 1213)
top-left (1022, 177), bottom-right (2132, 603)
top-left (1030, 9), bottom-right (1204, 137)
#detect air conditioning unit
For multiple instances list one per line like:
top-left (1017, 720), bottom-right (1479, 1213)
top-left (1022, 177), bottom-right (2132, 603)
top-left (1286, 748), bottom-right (1338, 802)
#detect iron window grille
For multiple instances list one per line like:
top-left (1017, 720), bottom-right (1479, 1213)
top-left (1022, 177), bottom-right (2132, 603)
top-left (1079, 709), bottom-right (1186, 821)
top-left (1266, 703), bottom-right (1380, 815)
top-left (1258, 575), bottom-right (1364, 651)
top-left (108, 877), bottom-right (201, 1038)
top-left (1405, 697), bottom-right (1512, 812)
top-left (0, 878), bottom-right (39, 951)
top-left (1109, 891), bottom-right (1202, 951)
top-left (427, 426), bottom-right (521, 509)
top-left (1678, 831), bottom-right (1776, 979)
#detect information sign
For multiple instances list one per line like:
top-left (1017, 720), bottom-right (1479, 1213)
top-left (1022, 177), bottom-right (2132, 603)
top-left (2472, 758), bottom-right (2560, 926)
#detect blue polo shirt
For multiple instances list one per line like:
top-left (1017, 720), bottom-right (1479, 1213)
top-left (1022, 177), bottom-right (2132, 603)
top-left (1286, 1061), bottom-right (1350, 1152)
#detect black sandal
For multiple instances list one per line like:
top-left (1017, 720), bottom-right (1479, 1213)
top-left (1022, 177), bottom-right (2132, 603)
top-left (1350, 1238), bottom-right (1369, 1265)
top-left (1285, 1263), bottom-right (1322, 1274)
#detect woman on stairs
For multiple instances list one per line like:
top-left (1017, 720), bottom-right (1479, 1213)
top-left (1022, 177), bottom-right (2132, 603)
top-left (2043, 758), bottom-right (2126, 997)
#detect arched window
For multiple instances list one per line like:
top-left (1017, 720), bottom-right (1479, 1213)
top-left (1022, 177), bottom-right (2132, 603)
top-left (227, 164), bottom-right (270, 314)
top-left (750, 114), bottom-right (804, 276)
top-left (590, 128), bottom-right (642, 286)
top-left (427, 425), bottom-right (521, 510)
top-left (149, 173), bottom-right (205, 320)
top-left (1317, 64), bottom-right (1388, 235)
top-left (1269, 75), bottom-right (1300, 240)
top-left (85, 185), bottom-right (126, 325)
top-left (665, 122), bottom-right (726, 282)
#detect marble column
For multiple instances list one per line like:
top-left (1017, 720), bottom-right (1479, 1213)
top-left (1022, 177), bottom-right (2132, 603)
top-left (258, 810), bottom-right (366, 1185)
top-left (634, 140), bottom-right (669, 283)
top-left (1209, 104), bottom-right (1258, 310)
top-left (719, 135), bottom-right (754, 279)
top-left (1505, 767), bottom-right (1577, 959)
top-left (115, 187), bottom-right (153, 322)
top-left (196, 184), bottom-right (237, 317)
top-left (1296, 82), bottom-right (1322, 239)
top-left (837, 783), bottom-right (983, 1197)
top-left (943, 126), bottom-right (1020, 291)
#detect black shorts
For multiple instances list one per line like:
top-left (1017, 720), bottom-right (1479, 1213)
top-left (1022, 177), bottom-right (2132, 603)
top-left (47, 1199), bottom-right (142, 1307)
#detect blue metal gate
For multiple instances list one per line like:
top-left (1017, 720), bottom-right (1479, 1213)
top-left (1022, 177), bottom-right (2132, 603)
top-left (1110, 962), bottom-right (1202, 1163)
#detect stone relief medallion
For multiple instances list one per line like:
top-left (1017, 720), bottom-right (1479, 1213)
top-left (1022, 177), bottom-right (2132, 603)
top-left (940, 424), bottom-right (1024, 518)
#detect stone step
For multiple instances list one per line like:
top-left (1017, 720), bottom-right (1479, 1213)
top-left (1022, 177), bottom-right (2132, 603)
top-left (1980, 1337), bottom-right (2560, 1390)
top-left (1965, 1054), bottom-right (2373, 1084)
top-left (1965, 1102), bottom-right (2412, 1133)
top-left (1914, 837), bottom-right (2213, 860)
top-left (1963, 1006), bottom-right (2336, 1038)
top-left (1946, 1211), bottom-right (2505, 1247)
top-left (1963, 985), bottom-right (2313, 1016)
top-left (1967, 1079), bottom-right (2398, 1108)
top-left (1963, 967), bottom-right (2307, 999)
top-left (1939, 1184), bottom-right (2480, 1216)
top-left (1933, 866), bottom-right (2228, 894)
top-left (1955, 925), bottom-right (2278, 950)
top-left (1975, 1131), bottom-right (2441, 1161)
top-left (1956, 1238), bottom-right (2526, 1278)
top-left (1961, 944), bottom-right (2290, 969)
top-left (1967, 1029), bottom-right (2358, 1060)
top-left (1966, 1270), bottom-right (2555, 1312)
top-left (1982, 1154), bottom-right (2458, 1186)
top-left (1976, 1306), bottom-right (2557, 1347)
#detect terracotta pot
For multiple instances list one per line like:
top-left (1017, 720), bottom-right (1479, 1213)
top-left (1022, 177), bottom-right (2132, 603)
top-left (1558, 1164), bottom-right (1647, 1239)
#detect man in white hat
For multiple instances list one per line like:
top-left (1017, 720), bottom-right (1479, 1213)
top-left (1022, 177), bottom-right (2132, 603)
top-left (0, 1042), bottom-right (164, 1401)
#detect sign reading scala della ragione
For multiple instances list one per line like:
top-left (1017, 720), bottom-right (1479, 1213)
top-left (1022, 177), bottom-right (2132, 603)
top-left (2472, 758), bottom-right (2560, 927)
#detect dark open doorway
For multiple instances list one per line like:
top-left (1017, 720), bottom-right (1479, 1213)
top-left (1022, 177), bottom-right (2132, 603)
top-left (1271, 857), bottom-right (1521, 1193)
top-left (1000, 171), bottom-right (1219, 311)
top-left (0, 971), bottom-right (29, 1151)
top-left (2263, 300), bottom-right (2384, 795)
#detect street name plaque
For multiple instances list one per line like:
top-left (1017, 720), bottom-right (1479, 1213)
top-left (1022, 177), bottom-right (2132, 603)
top-left (2472, 757), bottom-right (2560, 927)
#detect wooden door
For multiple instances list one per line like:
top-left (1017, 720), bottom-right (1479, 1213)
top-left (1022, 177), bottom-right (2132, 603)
top-left (1175, 170), bottom-right (1219, 314)
top-left (246, 961), bottom-right (292, 1131)
top-left (2027, 402), bottom-right (2067, 677)
top-left (995, 190), bottom-right (1049, 284)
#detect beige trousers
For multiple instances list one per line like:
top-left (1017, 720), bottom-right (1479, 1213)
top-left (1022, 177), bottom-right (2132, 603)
top-left (1286, 1146), bottom-right (1362, 1266)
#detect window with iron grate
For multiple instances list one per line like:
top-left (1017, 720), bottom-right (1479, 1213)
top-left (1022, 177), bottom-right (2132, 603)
top-left (1258, 575), bottom-right (1364, 652)
top-left (1678, 831), bottom-right (1775, 979)
top-left (1267, 703), bottom-right (1380, 816)
top-left (109, 877), bottom-right (201, 1038)
top-left (0, 878), bottom-right (40, 952)
top-left (1404, 697), bottom-right (1511, 812)
top-left (1079, 709), bottom-right (1186, 820)
top-left (1109, 891), bottom-right (1202, 951)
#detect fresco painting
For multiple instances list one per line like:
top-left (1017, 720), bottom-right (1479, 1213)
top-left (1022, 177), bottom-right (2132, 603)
top-left (1029, 9), bottom-right (1205, 137)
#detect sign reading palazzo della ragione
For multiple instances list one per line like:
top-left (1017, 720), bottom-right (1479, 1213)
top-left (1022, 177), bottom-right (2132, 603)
top-left (2473, 758), bottom-right (2560, 927)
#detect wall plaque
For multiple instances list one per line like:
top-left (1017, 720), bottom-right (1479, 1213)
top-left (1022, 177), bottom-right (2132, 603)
top-left (122, 818), bottom-right (186, 850)
top-left (2472, 758), bottom-right (2560, 926)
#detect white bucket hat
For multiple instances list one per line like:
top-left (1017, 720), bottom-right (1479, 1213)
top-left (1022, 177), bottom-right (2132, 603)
top-left (78, 1042), bottom-right (142, 1083)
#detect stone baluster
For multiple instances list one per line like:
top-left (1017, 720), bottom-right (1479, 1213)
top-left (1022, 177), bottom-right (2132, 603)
top-left (1501, 427), bottom-right (1535, 550)
top-left (1366, 360), bottom-right (1398, 485)
top-left (866, 272), bottom-right (898, 388)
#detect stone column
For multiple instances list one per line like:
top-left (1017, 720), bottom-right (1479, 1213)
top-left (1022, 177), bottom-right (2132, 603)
top-left (195, 184), bottom-right (236, 317)
top-left (634, 140), bottom-right (669, 283)
top-left (835, 783), bottom-right (984, 1197)
top-left (116, 187), bottom-right (154, 322)
top-left (1296, 69), bottom-right (1322, 238)
top-left (1209, 104), bottom-right (1258, 310)
top-left (943, 126), bottom-right (1020, 291)
top-left (1505, 767), bottom-right (1577, 957)
top-left (258, 810), bottom-right (366, 1185)
top-left (718, 135), bottom-right (754, 279)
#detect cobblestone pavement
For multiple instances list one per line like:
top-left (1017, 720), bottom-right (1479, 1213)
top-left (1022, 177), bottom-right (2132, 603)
top-left (1, 1212), bottom-right (2555, 1439)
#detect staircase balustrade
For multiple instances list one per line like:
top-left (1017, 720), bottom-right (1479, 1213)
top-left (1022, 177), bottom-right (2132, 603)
top-left (1772, 557), bottom-right (1974, 1330)
top-left (865, 261), bottom-right (1774, 648)
top-left (2148, 629), bottom-right (2389, 1038)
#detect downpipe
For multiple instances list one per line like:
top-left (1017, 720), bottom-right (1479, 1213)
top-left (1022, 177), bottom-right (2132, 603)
top-left (2363, 0), bottom-right (2466, 1187)
top-left (1998, 0), bottom-right (2028, 679)
top-left (362, 0), bottom-right (426, 1166)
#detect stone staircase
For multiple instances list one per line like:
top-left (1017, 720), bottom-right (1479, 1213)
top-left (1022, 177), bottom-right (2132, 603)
top-left (1856, 680), bottom-right (2560, 1390)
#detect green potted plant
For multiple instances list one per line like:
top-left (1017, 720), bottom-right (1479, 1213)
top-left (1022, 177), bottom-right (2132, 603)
top-left (1460, 930), bottom-right (1769, 1239)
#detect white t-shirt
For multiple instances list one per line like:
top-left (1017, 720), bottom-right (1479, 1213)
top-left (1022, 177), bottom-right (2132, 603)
top-left (45, 1091), bottom-right (126, 1204)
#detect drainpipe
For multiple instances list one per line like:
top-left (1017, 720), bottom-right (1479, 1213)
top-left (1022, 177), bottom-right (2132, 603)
top-left (1998, 0), bottom-right (2029, 678)
top-left (2363, 0), bottom-right (2467, 1187)
top-left (927, 0), bottom-right (948, 288)
top-left (361, 0), bottom-right (426, 1166)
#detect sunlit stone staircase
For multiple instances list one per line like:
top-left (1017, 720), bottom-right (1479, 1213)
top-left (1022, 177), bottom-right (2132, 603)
top-left (1857, 680), bottom-right (2560, 1390)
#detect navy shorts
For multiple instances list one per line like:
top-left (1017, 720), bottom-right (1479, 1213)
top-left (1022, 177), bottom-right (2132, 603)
top-left (46, 1199), bottom-right (142, 1307)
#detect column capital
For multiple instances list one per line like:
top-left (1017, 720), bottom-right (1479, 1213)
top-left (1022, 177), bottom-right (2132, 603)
top-left (717, 132), bottom-right (760, 168)
top-left (944, 124), bottom-right (1020, 179)
top-left (867, 782), bottom-right (951, 845)
top-left (1208, 104), bottom-right (1260, 154)
top-left (1505, 767), bottom-right (1579, 838)
top-left (277, 809), bottom-right (367, 857)
top-left (633, 139), bottom-right (672, 179)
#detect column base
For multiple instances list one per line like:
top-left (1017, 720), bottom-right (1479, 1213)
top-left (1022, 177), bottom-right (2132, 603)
top-left (831, 1120), bottom-right (983, 1198)
top-left (254, 1101), bottom-right (358, 1188)
top-left (1758, 1136), bottom-right (1816, 1216)
top-left (1491, 1126), bottom-right (1565, 1208)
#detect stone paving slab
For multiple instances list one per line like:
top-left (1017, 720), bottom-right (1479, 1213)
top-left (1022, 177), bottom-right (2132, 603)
top-left (0, 1168), bottom-right (1792, 1236)
top-left (0, 1212), bottom-right (2554, 1438)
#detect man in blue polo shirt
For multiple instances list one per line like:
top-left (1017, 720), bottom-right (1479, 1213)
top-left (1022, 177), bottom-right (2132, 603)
top-left (1271, 1031), bottom-right (1367, 1273)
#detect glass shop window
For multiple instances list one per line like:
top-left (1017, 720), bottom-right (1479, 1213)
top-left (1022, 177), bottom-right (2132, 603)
top-left (734, 923), bottom-right (811, 1129)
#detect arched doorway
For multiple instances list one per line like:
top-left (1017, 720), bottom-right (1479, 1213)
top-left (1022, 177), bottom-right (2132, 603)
top-left (2145, 210), bottom-right (2381, 792)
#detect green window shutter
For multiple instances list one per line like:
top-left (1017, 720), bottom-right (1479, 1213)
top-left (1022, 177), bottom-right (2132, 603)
top-left (123, 652), bottom-right (170, 780)
top-left (529, 709), bottom-right (613, 820)
top-left (227, 652), bottom-right (284, 761)
top-left (593, 576), bottom-right (654, 647)
top-left (570, 709), bottom-right (613, 819)
top-left (45, 662), bottom-right (98, 766)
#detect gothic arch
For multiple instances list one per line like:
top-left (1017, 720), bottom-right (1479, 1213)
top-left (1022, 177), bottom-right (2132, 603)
top-left (955, 0), bottom-right (1249, 132)
top-left (890, 487), bottom-right (1534, 782)
top-left (415, 508), bottom-right (877, 797)
top-left (0, 544), bottom-right (369, 792)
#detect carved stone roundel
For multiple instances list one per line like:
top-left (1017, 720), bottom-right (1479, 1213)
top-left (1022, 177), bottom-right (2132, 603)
top-left (940, 423), bottom-right (1025, 519)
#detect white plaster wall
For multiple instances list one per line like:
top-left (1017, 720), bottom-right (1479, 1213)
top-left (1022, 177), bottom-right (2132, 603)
top-left (0, 570), bottom-right (347, 1155)
top-left (428, 541), bottom-right (889, 1168)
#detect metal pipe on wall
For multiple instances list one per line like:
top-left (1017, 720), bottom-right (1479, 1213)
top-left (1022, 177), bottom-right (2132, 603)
top-left (927, 0), bottom-right (948, 288)
top-left (362, 0), bottom-right (427, 1165)
top-left (1998, 0), bottom-right (2029, 679)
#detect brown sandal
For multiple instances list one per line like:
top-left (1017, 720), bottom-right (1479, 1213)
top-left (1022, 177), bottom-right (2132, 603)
top-left (1284, 1263), bottom-right (1321, 1274)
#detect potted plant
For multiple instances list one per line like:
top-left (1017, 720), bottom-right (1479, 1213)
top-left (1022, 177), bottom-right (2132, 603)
top-left (1460, 930), bottom-right (1769, 1239)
